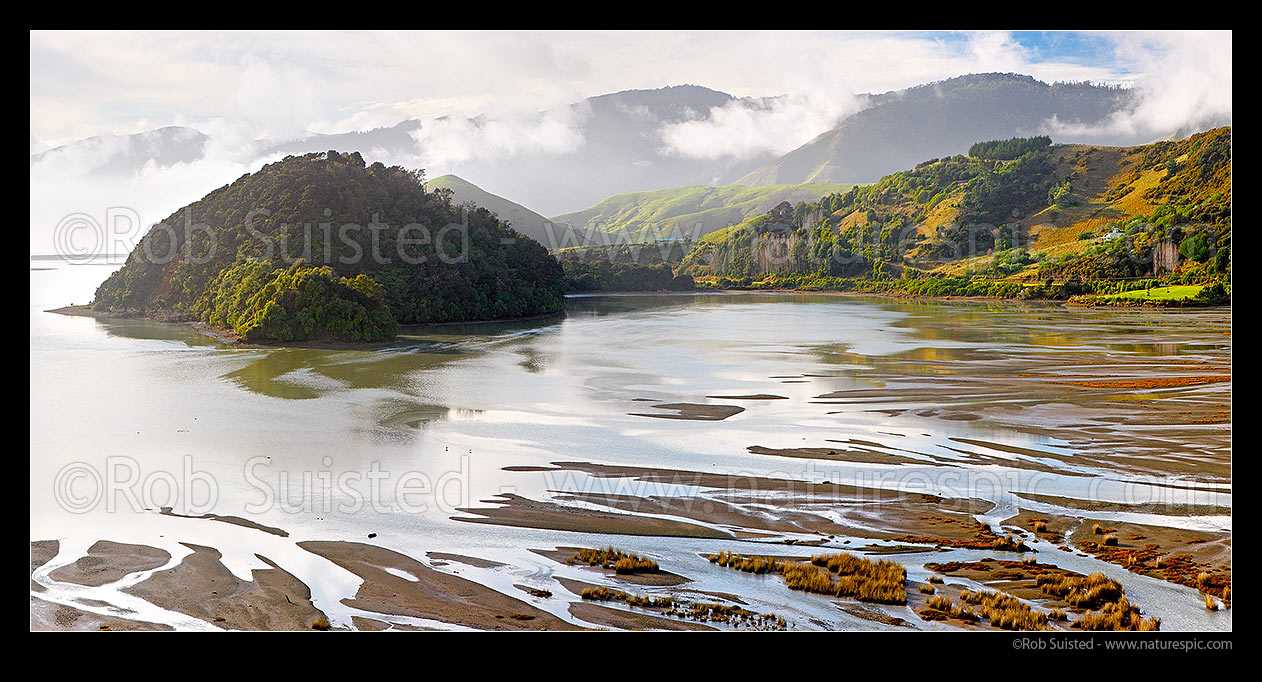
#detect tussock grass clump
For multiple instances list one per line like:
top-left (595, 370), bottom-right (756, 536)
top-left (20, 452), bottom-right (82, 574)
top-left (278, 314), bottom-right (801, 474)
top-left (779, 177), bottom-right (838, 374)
top-left (926, 594), bottom-right (954, 611)
top-left (1048, 608), bottom-right (1068, 621)
top-left (1031, 520), bottom-right (1048, 533)
top-left (991, 534), bottom-right (1030, 552)
top-left (959, 589), bottom-right (1049, 630)
top-left (923, 591), bottom-right (979, 623)
top-left (808, 553), bottom-right (908, 604)
top-left (707, 550), bottom-right (779, 574)
top-left (1036, 571), bottom-right (1123, 609)
top-left (311, 616), bottom-right (331, 631)
top-left (708, 550), bottom-right (908, 605)
top-left (569, 546), bottom-right (658, 574)
top-left (1204, 592), bottom-right (1218, 611)
top-left (1101, 534), bottom-right (1119, 546)
top-left (919, 583), bottom-right (936, 594)
top-left (950, 603), bottom-right (977, 621)
top-left (582, 583), bottom-right (785, 630)
top-left (1036, 571), bottom-right (1160, 630)
top-left (664, 602), bottom-right (786, 631)
top-left (579, 586), bottom-right (674, 609)
top-left (778, 562), bottom-right (839, 594)
top-left (920, 594), bottom-right (976, 622)
top-left (928, 574), bottom-right (944, 584)
top-left (1072, 596), bottom-right (1160, 631)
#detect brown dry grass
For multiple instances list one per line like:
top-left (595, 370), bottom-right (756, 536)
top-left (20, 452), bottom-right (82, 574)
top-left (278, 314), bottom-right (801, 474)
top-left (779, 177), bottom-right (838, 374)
top-left (959, 589), bottom-right (1049, 631)
top-left (1071, 596), bottom-right (1160, 631)
top-left (707, 550), bottom-right (908, 605)
top-left (569, 547), bottom-right (659, 574)
top-left (1036, 572), bottom-right (1123, 610)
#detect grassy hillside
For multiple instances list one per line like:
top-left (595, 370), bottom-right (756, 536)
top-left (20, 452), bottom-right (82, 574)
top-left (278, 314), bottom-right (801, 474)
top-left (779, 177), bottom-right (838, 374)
top-left (424, 174), bottom-right (588, 249)
top-left (553, 182), bottom-right (859, 243)
top-left (681, 128), bottom-right (1230, 299)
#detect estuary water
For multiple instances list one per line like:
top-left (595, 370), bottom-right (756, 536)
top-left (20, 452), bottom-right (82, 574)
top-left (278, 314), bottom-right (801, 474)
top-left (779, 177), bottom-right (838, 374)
top-left (29, 259), bottom-right (1232, 631)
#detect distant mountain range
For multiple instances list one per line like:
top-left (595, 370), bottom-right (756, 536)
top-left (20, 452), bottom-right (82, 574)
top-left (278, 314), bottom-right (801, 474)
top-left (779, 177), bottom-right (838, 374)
top-left (31, 126), bottom-right (209, 175)
top-left (728, 74), bottom-right (1142, 186)
top-left (33, 73), bottom-right (1228, 236)
top-left (350, 85), bottom-right (770, 215)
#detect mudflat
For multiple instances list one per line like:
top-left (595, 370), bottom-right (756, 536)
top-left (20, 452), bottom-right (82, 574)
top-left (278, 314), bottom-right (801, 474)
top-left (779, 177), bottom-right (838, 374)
top-left (299, 541), bottom-right (582, 631)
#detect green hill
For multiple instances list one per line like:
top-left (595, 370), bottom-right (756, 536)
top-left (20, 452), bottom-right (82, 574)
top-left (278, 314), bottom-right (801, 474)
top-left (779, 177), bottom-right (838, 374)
top-left (93, 152), bottom-right (565, 342)
top-left (682, 128), bottom-right (1231, 292)
top-left (552, 182), bottom-right (859, 244)
top-left (424, 174), bottom-right (584, 249)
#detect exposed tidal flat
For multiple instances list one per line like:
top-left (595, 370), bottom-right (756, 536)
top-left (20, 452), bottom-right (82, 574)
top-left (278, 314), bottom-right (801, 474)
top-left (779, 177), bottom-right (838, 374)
top-left (30, 262), bottom-right (1230, 631)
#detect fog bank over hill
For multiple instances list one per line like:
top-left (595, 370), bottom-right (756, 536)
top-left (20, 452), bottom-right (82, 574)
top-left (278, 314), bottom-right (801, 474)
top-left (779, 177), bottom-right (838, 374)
top-left (31, 71), bottom-right (1230, 254)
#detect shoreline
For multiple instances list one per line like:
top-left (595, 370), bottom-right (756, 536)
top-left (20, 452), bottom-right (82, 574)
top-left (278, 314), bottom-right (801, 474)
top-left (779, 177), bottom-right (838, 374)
top-left (46, 305), bottom-right (567, 349)
top-left (49, 285), bottom-right (1227, 354)
top-left (565, 287), bottom-right (1231, 308)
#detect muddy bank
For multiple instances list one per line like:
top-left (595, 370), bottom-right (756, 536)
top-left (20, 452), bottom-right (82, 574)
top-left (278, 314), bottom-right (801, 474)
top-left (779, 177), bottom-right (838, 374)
top-left (159, 508), bottom-right (290, 537)
top-left (122, 543), bottom-right (329, 631)
top-left (1013, 491), bottom-right (1228, 517)
top-left (426, 552), bottom-right (508, 569)
top-left (1004, 510), bottom-right (1231, 605)
top-left (810, 345), bottom-right (1231, 483)
top-left (455, 492), bottom-right (733, 539)
top-left (31, 540), bottom-right (58, 592)
top-left (48, 541), bottom-right (171, 587)
top-left (568, 602), bottom-right (716, 631)
top-left (300, 541), bottom-right (581, 631)
top-left (29, 598), bottom-right (174, 631)
top-left (629, 402), bottom-right (745, 421)
top-left (504, 461), bottom-right (1012, 550)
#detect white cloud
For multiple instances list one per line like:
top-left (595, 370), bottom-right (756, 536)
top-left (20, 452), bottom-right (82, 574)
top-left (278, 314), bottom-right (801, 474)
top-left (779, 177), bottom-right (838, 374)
top-left (29, 131), bottom-right (278, 255)
top-left (406, 103), bottom-right (590, 169)
top-left (29, 30), bottom-right (1231, 253)
top-left (29, 30), bottom-right (1141, 145)
top-left (1041, 31), bottom-right (1231, 142)
top-left (658, 92), bottom-right (868, 160)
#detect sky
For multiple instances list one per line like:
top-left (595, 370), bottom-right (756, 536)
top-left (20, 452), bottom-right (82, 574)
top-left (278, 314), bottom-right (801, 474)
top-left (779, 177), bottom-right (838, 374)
top-left (29, 30), bottom-right (1231, 253)
top-left (29, 30), bottom-right (1231, 149)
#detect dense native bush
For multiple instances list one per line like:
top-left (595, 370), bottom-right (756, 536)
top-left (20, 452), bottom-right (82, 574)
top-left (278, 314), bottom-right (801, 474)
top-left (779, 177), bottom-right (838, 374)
top-left (193, 259), bottom-right (397, 342)
top-left (94, 151), bottom-right (566, 338)
top-left (969, 135), bottom-right (1052, 161)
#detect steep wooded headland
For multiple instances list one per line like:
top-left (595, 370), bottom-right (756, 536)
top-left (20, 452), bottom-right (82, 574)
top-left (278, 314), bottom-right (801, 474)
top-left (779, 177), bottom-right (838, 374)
top-left (92, 152), bottom-right (565, 342)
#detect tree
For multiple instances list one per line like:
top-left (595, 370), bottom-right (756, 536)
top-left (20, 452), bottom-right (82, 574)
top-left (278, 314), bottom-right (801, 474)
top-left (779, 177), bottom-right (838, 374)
top-left (1178, 233), bottom-right (1209, 262)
